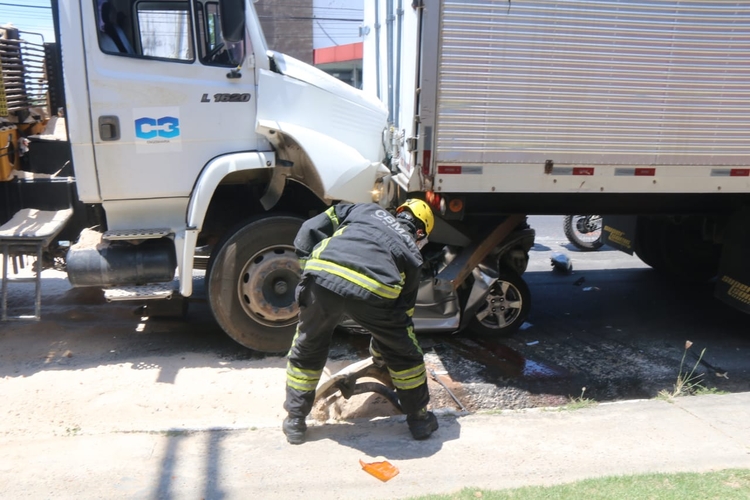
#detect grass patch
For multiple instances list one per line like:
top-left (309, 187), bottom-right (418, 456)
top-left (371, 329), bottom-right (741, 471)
top-left (693, 386), bottom-right (729, 396)
top-left (559, 387), bottom-right (596, 411)
top-left (405, 469), bottom-right (750, 500)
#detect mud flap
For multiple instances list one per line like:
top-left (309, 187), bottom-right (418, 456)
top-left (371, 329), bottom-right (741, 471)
top-left (602, 215), bottom-right (637, 255)
top-left (714, 210), bottom-right (750, 314)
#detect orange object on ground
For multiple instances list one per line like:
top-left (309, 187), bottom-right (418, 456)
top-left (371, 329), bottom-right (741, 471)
top-left (359, 458), bottom-right (399, 482)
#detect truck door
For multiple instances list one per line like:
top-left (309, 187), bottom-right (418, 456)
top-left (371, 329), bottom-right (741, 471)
top-left (82, 0), bottom-right (258, 202)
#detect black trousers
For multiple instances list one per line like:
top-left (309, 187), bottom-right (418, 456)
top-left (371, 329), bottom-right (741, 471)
top-left (285, 277), bottom-right (429, 417)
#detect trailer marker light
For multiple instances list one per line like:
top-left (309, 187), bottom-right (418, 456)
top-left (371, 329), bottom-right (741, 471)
top-left (448, 198), bottom-right (464, 213)
top-left (425, 191), bottom-right (442, 209)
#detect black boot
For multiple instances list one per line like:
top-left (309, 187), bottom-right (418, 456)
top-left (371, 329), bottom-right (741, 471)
top-left (406, 408), bottom-right (438, 440)
top-left (282, 416), bottom-right (307, 445)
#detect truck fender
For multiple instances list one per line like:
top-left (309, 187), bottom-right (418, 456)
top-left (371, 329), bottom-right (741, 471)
top-left (257, 120), bottom-right (389, 203)
top-left (177, 151), bottom-right (275, 296)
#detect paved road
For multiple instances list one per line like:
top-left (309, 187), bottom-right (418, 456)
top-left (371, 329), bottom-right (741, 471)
top-left (3, 391), bottom-right (749, 499)
top-left (2, 215), bottom-right (750, 498)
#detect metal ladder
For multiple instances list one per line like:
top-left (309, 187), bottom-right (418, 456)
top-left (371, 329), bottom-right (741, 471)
top-left (0, 208), bottom-right (72, 321)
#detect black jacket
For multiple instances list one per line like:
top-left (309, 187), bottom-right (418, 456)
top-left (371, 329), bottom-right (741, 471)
top-left (294, 203), bottom-right (423, 313)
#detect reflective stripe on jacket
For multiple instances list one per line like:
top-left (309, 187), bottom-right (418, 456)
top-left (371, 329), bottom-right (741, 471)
top-left (294, 203), bottom-right (423, 305)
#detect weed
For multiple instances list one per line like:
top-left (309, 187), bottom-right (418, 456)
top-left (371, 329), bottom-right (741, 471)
top-left (694, 386), bottom-right (728, 396)
top-left (560, 387), bottom-right (596, 411)
top-left (658, 341), bottom-right (707, 400)
top-left (65, 425), bottom-right (81, 436)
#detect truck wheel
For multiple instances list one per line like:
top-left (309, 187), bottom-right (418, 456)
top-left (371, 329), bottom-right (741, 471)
top-left (656, 220), bottom-right (721, 282)
top-left (207, 215), bottom-right (303, 352)
top-left (635, 217), bottom-right (720, 282)
top-left (469, 269), bottom-right (530, 337)
top-left (563, 215), bottom-right (604, 251)
top-left (634, 217), bottom-right (668, 271)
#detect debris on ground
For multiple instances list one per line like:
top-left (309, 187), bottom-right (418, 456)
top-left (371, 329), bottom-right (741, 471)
top-left (550, 253), bottom-right (573, 273)
top-left (360, 457), bottom-right (399, 482)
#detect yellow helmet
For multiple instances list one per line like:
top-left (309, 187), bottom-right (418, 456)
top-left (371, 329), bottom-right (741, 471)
top-left (397, 199), bottom-right (434, 236)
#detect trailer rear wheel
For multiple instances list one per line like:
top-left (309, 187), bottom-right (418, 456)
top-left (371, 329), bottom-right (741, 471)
top-left (207, 215), bottom-right (303, 352)
top-left (469, 269), bottom-right (530, 337)
top-left (635, 217), bottom-right (719, 282)
top-left (634, 217), bottom-right (668, 271)
top-left (656, 220), bottom-right (720, 282)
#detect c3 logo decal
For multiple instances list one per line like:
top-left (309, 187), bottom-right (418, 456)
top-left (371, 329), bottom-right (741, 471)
top-left (135, 116), bottom-right (180, 139)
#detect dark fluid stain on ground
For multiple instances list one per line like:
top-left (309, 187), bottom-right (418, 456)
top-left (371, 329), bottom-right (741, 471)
top-left (523, 359), bottom-right (566, 379)
top-left (448, 337), bottom-right (570, 381)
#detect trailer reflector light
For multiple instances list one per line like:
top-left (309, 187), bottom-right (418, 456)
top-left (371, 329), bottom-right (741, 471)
top-left (422, 150), bottom-right (432, 176)
top-left (448, 198), bottom-right (464, 213)
top-left (710, 168), bottom-right (750, 177)
top-left (438, 165), bottom-right (462, 174)
top-left (572, 167), bottom-right (595, 175)
top-left (635, 168), bottom-right (656, 176)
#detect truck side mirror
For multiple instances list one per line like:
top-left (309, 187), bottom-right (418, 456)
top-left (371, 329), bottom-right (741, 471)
top-left (219, 0), bottom-right (246, 43)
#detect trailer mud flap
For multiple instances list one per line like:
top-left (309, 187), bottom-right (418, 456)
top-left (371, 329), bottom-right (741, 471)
top-left (715, 211), bottom-right (750, 314)
top-left (602, 216), bottom-right (637, 255)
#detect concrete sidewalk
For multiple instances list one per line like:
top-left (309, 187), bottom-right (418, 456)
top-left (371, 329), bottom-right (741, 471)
top-left (2, 392), bottom-right (749, 499)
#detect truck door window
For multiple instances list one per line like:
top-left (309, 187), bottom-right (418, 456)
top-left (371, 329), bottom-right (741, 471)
top-left (95, 0), bottom-right (195, 62)
top-left (137, 2), bottom-right (194, 60)
top-left (195, 1), bottom-right (244, 66)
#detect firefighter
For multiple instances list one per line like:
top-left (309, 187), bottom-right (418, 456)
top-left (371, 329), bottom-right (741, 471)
top-left (283, 199), bottom-right (437, 444)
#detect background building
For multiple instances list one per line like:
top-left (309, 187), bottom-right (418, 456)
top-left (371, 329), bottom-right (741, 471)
top-left (310, 0), bottom-right (363, 87)
top-left (255, 0), bottom-right (314, 64)
top-left (0, 1), bottom-right (364, 88)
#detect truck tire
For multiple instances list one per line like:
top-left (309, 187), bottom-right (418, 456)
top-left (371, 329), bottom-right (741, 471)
top-left (656, 220), bottom-right (721, 282)
top-left (207, 215), bottom-right (303, 352)
top-left (563, 215), bottom-right (604, 251)
top-left (634, 217), bottom-right (668, 271)
top-left (635, 217), bottom-right (720, 282)
top-left (469, 268), bottom-right (530, 337)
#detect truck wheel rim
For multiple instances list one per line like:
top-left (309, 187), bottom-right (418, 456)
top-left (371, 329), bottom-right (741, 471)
top-left (475, 280), bottom-right (523, 329)
top-left (237, 245), bottom-right (301, 327)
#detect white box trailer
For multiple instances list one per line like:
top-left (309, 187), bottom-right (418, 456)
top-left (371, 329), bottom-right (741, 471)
top-left (364, 0), bottom-right (750, 314)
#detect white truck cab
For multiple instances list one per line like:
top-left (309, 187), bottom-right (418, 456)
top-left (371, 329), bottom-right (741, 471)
top-left (1, 0), bottom-right (388, 351)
